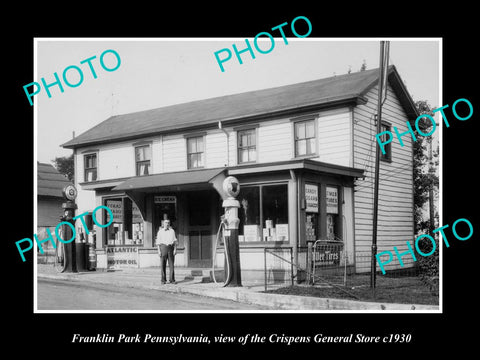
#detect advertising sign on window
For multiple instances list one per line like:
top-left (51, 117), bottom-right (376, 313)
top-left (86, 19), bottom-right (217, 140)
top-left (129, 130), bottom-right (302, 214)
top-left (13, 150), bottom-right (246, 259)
top-left (326, 186), bottom-right (338, 214)
top-left (106, 199), bottom-right (123, 222)
top-left (305, 184), bottom-right (318, 213)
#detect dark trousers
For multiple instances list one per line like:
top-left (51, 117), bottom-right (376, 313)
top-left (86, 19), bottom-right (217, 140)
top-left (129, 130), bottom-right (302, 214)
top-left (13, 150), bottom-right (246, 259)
top-left (159, 244), bottom-right (175, 283)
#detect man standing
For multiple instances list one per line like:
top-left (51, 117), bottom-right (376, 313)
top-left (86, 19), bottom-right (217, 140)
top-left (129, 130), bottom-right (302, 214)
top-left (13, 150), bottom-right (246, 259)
top-left (156, 219), bottom-right (178, 284)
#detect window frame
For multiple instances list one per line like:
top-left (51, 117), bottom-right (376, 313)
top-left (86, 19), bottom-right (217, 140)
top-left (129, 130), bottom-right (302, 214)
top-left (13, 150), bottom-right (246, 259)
top-left (380, 121), bottom-right (392, 162)
top-left (237, 182), bottom-right (289, 244)
top-left (237, 128), bottom-right (257, 164)
top-left (186, 135), bottom-right (205, 169)
top-left (103, 195), bottom-right (145, 247)
top-left (134, 144), bottom-right (152, 176)
top-left (83, 152), bottom-right (98, 182)
top-left (292, 116), bottom-right (318, 158)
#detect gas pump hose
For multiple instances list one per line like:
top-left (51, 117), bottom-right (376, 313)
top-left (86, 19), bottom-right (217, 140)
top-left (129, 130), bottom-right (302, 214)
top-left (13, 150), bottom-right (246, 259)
top-left (212, 221), bottom-right (232, 287)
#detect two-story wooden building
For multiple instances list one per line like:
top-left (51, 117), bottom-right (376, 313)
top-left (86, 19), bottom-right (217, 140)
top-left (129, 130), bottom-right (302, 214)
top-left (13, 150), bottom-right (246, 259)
top-left (62, 65), bottom-right (418, 278)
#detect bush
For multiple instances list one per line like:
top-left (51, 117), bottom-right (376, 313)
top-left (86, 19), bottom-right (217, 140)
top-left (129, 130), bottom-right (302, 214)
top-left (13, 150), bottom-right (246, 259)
top-left (416, 235), bottom-right (439, 294)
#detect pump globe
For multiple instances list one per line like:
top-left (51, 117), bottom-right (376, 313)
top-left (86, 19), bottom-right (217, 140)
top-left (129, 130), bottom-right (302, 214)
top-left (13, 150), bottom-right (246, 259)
top-left (223, 176), bottom-right (240, 198)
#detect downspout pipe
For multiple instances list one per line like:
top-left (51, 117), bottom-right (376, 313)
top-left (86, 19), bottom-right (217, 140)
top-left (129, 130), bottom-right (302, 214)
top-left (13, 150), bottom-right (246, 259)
top-left (218, 121), bottom-right (230, 166)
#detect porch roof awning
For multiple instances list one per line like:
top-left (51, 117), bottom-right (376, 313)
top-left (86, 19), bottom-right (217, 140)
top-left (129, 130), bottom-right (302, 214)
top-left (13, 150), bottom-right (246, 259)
top-left (112, 167), bottom-right (227, 192)
top-left (228, 159), bottom-right (365, 178)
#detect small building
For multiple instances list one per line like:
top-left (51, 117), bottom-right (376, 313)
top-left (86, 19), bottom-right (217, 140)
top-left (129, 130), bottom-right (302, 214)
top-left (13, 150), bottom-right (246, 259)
top-left (61, 65), bottom-right (418, 278)
top-left (37, 162), bottom-right (73, 263)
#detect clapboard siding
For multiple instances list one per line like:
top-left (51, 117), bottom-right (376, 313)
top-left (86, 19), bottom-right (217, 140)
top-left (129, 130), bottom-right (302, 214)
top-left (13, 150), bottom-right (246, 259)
top-left (254, 109), bottom-right (352, 167)
top-left (162, 135), bottom-right (186, 172)
top-left (151, 138), bottom-right (163, 174)
top-left (95, 140), bottom-right (136, 180)
top-left (257, 119), bottom-right (292, 163)
top-left (227, 127), bottom-right (237, 166)
top-left (317, 108), bottom-right (351, 166)
top-left (206, 131), bottom-right (228, 168)
top-left (353, 83), bottom-right (414, 272)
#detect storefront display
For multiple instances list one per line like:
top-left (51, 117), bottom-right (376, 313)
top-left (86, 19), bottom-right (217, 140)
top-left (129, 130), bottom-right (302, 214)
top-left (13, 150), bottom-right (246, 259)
top-left (305, 183), bottom-right (319, 242)
top-left (306, 214), bottom-right (317, 242)
top-left (105, 197), bottom-right (144, 246)
top-left (92, 165), bottom-right (353, 271)
top-left (326, 214), bottom-right (336, 240)
top-left (238, 183), bottom-right (289, 242)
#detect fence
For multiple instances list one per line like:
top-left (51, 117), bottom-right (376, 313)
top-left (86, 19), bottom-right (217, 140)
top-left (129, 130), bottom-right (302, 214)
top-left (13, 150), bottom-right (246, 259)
top-left (263, 247), bottom-right (295, 292)
top-left (263, 242), bottom-right (439, 305)
top-left (309, 240), bottom-right (347, 286)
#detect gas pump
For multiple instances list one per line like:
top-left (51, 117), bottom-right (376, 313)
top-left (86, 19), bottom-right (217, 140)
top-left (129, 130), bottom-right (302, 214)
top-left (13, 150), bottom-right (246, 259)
top-left (61, 184), bottom-right (78, 273)
top-left (213, 176), bottom-right (242, 287)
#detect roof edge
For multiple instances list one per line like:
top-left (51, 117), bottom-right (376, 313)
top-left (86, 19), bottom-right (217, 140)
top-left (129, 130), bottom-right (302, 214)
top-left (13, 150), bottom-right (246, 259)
top-left (388, 65), bottom-right (420, 121)
top-left (358, 65), bottom-right (419, 121)
top-left (62, 97), bottom-right (361, 149)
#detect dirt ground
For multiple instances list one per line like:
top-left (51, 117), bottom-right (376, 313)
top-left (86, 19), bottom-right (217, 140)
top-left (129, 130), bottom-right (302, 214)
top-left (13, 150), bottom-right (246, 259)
top-left (265, 274), bottom-right (439, 305)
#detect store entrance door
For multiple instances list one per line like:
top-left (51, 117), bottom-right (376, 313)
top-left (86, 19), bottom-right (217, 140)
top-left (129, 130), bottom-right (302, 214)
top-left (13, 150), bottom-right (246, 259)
top-left (187, 190), bottom-right (217, 268)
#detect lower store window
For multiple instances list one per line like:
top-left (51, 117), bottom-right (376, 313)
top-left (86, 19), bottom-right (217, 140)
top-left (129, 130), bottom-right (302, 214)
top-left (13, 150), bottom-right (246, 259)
top-left (238, 183), bottom-right (289, 242)
top-left (326, 213), bottom-right (340, 240)
top-left (325, 186), bottom-right (340, 241)
top-left (305, 184), bottom-right (342, 242)
top-left (104, 197), bottom-right (144, 246)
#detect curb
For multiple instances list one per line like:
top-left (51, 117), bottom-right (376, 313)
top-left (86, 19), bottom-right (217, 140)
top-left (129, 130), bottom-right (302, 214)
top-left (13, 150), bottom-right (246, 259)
top-left (37, 272), bottom-right (440, 311)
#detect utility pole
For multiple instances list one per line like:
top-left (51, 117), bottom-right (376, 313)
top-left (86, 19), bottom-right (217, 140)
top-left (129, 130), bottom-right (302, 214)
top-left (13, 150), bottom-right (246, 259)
top-left (371, 41), bottom-right (390, 290)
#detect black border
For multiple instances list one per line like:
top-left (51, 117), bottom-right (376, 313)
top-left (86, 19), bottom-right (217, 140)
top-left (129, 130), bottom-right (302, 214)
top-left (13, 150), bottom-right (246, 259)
top-left (6, 4), bottom-right (478, 354)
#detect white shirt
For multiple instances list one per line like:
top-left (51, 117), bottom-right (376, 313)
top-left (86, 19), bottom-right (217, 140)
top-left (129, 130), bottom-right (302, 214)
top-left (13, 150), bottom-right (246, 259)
top-left (156, 227), bottom-right (177, 246)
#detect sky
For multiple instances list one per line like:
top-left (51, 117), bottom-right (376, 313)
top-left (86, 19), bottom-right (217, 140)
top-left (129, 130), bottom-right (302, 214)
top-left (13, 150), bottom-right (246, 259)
top-left (35, 38), bottom-right (440, 164)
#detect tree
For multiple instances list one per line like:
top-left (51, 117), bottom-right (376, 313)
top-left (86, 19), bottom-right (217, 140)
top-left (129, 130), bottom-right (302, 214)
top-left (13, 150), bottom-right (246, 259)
top-left (413, 100), bottom-right (439, 235)
top-left (53, 154), bottom-right (74, 181)
top-left (413, 100), bottom-right (439, 292)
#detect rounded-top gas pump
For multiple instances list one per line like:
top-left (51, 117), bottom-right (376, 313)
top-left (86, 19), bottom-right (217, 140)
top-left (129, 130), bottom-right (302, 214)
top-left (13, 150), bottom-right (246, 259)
top-left (61, 184), bottom-right (78, 272)
top-left (221, 176), bottom-right (242, 287)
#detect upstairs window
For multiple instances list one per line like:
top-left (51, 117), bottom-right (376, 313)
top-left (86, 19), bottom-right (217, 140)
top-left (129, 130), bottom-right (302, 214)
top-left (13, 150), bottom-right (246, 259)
top-left (380, 122), bottom-right (392, 161)
top-left (187, 136), bottom-right (204, 169)
top-left (294, 119), bottom-right (316, 157)
top-left (84, 153), bottom-right (97, 182)
top-left (135, 145), bottom-right (151, 176)
top-left (237, 129), bottom-right (256, 164)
